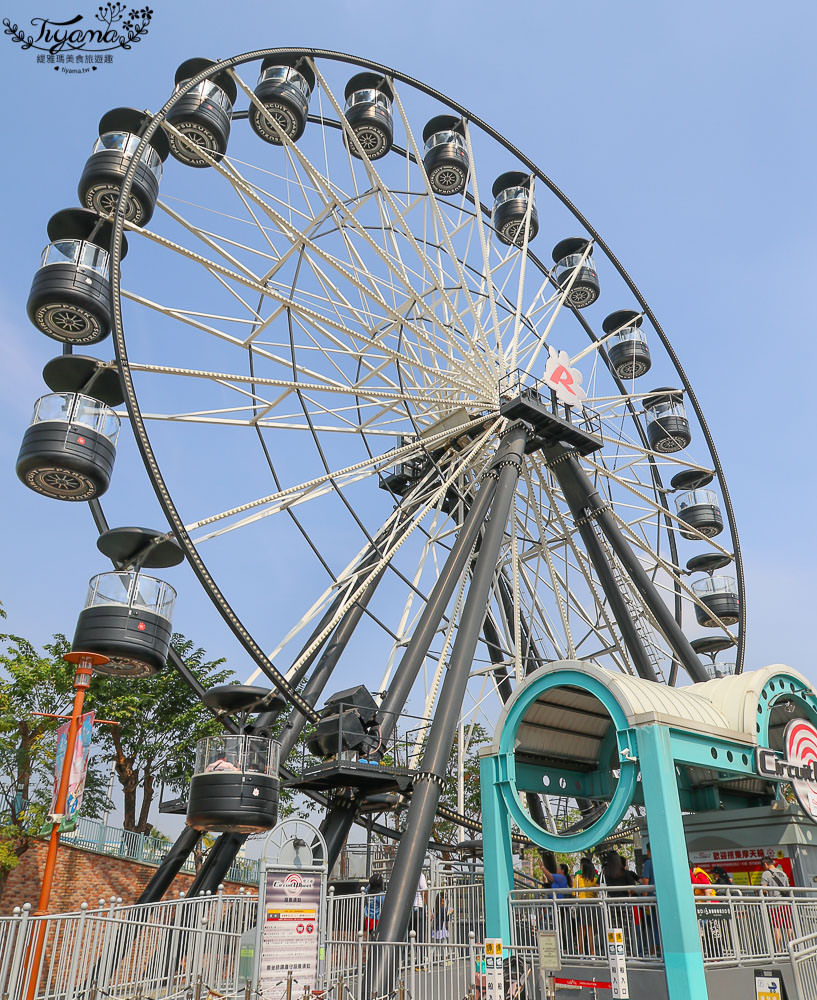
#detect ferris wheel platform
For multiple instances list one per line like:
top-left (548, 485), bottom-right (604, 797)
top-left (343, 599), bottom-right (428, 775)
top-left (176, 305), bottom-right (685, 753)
top-left (284, 758), bottom-right (416, 796)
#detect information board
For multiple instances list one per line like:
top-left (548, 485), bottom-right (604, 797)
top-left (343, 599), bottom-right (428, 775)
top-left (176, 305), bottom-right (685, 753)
top-left (537, 930), bottom-right (561, 972)
top-left (258, 868), bottom-right (321, 999)
top-left (483, 938), bottom-right (504, 1000)
top-left (606, 928), bottom-right (629, 999)
top-left (754, 968), bottom-right (787, 1000)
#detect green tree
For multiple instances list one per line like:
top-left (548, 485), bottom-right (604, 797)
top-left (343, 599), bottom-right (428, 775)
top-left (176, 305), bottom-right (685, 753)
top-left (411, 721), bottom-right (490, 845)
top-left (88, 634), bottom-right (232, 833)
top-left (0, 621), bottom-right (111, 885)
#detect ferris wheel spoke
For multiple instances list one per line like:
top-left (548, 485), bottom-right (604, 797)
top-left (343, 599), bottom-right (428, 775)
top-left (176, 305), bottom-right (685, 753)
top-left (167, 118), bottom-right (483, 378)
top-left (154, 197), bottom-right (279, 285)
top-left (391, 89), bottom-right (496, 371)
top-left (308, 65), bottom-right (498, 389)
top-left (124, 232), bottom-right (481, 397)
top-left (185, 413), bottom-right (496, 546)
top-left (124, 363), bottom-right (458, 406)
top-left (231, 69), bottom-right (494, 379)
top-left (583, 453), bottom-right (734, 561)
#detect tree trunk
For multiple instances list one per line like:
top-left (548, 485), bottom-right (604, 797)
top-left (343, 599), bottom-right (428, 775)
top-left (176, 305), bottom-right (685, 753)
top-left (111, 729), bottom-right (140, 832)
top-left (135, 770), bottom-right (154, 835)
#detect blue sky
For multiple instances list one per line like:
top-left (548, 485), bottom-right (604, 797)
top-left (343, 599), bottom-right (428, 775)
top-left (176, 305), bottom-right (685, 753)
top-left (1, 0), bottom-right (816, 750)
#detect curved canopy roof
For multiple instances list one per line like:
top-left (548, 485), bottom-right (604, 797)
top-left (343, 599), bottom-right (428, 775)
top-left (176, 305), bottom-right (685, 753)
top-left (489, 660), bottom-right (814, 770)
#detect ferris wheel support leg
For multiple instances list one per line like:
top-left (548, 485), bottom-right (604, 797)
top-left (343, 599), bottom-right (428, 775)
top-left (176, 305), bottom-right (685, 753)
top-left (372, 424), bottom-right (528, 986)
top-left (137, 824), bottom-right (203, 904)
top-left (186, 832), bottom-right (245, 896)
top-left (545, 446), bottom-right (659, 682)
top-left (375, 467), bottom-right (501, 740)
top-left (481, 609), bottom-right (554, 850)
top-left (547, 444), bottom-right (708, 684)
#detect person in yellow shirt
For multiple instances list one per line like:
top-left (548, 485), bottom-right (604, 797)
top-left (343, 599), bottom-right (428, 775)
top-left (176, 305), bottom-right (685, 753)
top-left (572, 857), bottom-right (599, 955)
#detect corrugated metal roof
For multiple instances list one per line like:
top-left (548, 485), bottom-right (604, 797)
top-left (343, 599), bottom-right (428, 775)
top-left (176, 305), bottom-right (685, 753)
top-left (491, 660), bottom-right (812, 763)
top-left (687, 663), bottom-right (811, 738)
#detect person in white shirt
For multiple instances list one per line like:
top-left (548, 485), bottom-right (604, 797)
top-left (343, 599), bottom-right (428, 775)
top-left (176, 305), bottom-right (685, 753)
top-left (410, 872), bottom-right (428, 941)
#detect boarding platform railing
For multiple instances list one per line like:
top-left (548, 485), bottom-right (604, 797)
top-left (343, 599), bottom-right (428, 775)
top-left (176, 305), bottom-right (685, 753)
top-left (789, 927), bottom-right (817, 998)
top-left (0, 887), bottom-right (256, 999)
top-left (510, 884), bottom-right (817, 968)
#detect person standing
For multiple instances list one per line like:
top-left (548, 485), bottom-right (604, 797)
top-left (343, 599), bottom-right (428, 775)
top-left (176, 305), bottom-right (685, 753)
top-left (638, 844), bottom-right (658, 956)
top-left (410, 871), bottom-right (428, 941)
top-left (573, 857), bottom-right (599, 957)
top-left (690, 860), bottom-right (715, 897)
top-left (639, 844), bottom-right (653, 887)
top-left (363, 873), bottom-right (384, 939)
top-left (761, 855), bottom-right (792, 950)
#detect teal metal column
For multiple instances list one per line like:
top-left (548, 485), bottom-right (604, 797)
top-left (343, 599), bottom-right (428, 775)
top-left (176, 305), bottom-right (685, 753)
top-left (637, 724), bottom-right (708, 1000)
top-left (480, 753), bottom-right (514, 946)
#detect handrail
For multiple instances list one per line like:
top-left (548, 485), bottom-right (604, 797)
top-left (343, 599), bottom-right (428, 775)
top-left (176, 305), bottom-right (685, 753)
top-left (1, 810), bottom-right (261, 888)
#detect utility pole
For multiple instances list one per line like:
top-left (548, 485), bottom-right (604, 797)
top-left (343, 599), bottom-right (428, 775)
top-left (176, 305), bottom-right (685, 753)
top-left (25, 650), bottom-right (109, 1000)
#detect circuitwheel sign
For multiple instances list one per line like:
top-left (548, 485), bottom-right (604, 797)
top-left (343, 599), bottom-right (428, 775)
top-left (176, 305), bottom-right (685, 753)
top-left (756, 719), bottom-right (817, 821)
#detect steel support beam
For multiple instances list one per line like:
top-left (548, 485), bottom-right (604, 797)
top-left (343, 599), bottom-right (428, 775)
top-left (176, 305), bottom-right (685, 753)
top-left (319, 467), bottom-right (502, 868)
top-left (544, 445), bottom-right (660, 682)
top-left (136, 824), bottom-right (202, 904)
top-left (547, 443), bottom-right (707, 684)
top-left (372, 424), bottom-right (528, 981)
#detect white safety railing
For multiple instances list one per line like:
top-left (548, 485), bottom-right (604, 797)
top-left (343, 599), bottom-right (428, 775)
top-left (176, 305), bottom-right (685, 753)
top-left (321, 932), bottom-right (481, 1000)
top-left (326, 882), bottom-right (486, 956)
top-left (511, 886), bottom-right (662, 964)
top-left (789, 928), bottom-right (817, 999)
top-left (510, 885), bottom-right (817, 968)
top-left (0, 889), bottom-right (257, 999)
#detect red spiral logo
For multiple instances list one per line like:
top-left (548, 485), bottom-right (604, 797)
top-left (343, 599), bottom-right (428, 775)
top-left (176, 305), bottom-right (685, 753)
top-left (785, 719), bottom-right (817, 819)
top-left (284, 873), bottom-right (304, 896)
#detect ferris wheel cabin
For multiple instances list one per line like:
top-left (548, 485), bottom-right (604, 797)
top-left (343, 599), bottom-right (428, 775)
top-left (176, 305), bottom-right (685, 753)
top-left (551, 237), bottom-right (600, 308)
top-left (187, 733), bottom-right (281, 834)
top-left (603, 310), bottom-right (652, 379)
top-left (344, 73), bottom-right (394, 160)
top-left (491, 172), bottom-right (538, 246)
top-left (422, 115), bottom-right (469, 195)
top-left (78, 108), bottom-right (170, 226)
top-left (692, 574), bottom-right (740, 627)
top-left (72, 570), bottom-right (176, 677)
top-left (16, 392), bottom-right (120, 501)
top-left (675, 488), bottom-right (724, 539)
top-left (26, 209), bottom-right (128, 345)
top-left (692, 636), bottom-right (737, 680)
top-left (250, 56), bottom-right (315, 143)
top-left (165, 58), bottom-right (237, 167)
top-left (642, 387), bottom-right (691, 453)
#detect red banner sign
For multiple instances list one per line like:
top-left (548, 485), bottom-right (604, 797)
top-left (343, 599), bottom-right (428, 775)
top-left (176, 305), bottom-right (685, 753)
top-left (554, 978), bottom-right (612, 989)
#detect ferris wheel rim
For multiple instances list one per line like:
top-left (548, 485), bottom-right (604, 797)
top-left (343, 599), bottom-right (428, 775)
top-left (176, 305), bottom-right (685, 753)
top-left (103, 45), bottom-right (745, 719)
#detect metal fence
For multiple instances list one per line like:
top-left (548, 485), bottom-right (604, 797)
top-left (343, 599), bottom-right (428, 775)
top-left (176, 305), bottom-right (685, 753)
top-left (321, 933), bottom-right (481, 1000)
top-left (0, 888), bottom-right (257, 999)
top-left (511, 887), bottom-right (662, 965)
top-left (326, 882), bottom-right (486, 954)
top-left (57, 813), bottom-right (260, 884)
top-left (510, 885), bottom-right (817, 968)
top-left (789, 928), bottom-right (817, 999)
top-left (7, 880), bottom-right (817, 999)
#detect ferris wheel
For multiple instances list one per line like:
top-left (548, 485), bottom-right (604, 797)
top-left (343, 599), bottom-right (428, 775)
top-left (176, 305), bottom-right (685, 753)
top-left (17, 48), bottom-right (744, 888)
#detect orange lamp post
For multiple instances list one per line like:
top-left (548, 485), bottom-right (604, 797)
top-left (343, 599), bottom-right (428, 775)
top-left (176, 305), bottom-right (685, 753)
top-left (25, 650), bottom-right (109, 1000)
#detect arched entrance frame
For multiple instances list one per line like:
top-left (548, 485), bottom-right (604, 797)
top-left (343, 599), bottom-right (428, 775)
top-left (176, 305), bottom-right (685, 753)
top-left (479, 660), bottom-right (817, 1000)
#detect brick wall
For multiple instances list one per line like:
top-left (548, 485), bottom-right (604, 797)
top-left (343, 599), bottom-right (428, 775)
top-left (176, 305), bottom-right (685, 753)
top-left (0, 839), bottom-right (254, 914)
